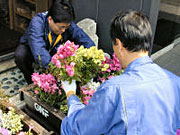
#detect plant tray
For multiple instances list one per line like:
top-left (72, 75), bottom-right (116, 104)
top-left (0, 98), bottom-right (55, 135)
top-left (20, 85), bottom-right (66, 134)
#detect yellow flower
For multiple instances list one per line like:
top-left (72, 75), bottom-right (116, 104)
top-left (101, 64), bottom-right (109, 71)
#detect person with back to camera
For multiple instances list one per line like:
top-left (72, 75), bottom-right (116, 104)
top-left (60, 10), bottom-right (180, 135)
top-left (14, 0), bottom-right (95, 84)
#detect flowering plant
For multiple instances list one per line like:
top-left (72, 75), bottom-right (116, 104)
top-left (31, 40), bottom-right (123, 111)
top-left (0, 89), bottom-right (34, 135)
top-left (0, 107), bottom-right (33, 135)
top-left (49, 40), bottom-right (107, 85)
top-left (31, 73), bottom-right (66, 108)
top-left (79, 79), bottom-right (100, 105)
top-left (97, 53), bottom-right (123, 83)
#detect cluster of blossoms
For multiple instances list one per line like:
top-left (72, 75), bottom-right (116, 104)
top-left (50, 40), bottom-right (108, 85)
top-left (108, 53), bottom-right (121, 71)
top-left (98, 53), bottom-right (122, 83)
top-left (51, 41), bottom-right (79, 77)
top-left (80, 80), bottom-right (100, 105)
top-left (0, 107), bottom-right (34, 135)
top-left (0, 107), bottom-right (24, 135)
top-left (17, 124), bottom-right (33, 135)
top-left (32, 40), bottom-right (123, 111)
top-left (31, 73), bottom-right (60, 95)
top-left (75, 46), bottom-right (106, 66)
top-left (74, 45), bottom-right (108, 85)
top-left (31, 73), bottom-right (65, 107)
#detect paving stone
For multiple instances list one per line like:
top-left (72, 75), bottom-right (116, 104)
top-left (17, 81), bottom-right (24, 85)
top-left (13, 86), bottom-right (19, 90)
top-left (10, 77), bottom-right (18, 82)
top-left (5, 81), bottom-right (12, 84)
top-left (17, 70), bottom-right (21, 74)
top-left (18, 75), bottom-right (22, 79)
top-left (0, 68), bottom-right (27, 96)
top-left (22, 80), bottom-right (26, 83)
top-left (10, 77), bottom-right (16, 80)
top-left (2, 77), bottom-right (8, 81)
top-left (2, 86), bottom-right (10, 89)
top-left (11, 72), bottom-right (16, 75)
top-left (10, 90), bottom-right (15, 93)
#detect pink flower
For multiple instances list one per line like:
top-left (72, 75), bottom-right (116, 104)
top-left (29, 124), bottom-right (34, 130)
top-left (59, 54), bottom-right (64, 59)
top-left (85, 96), bottom-right (91, 100)
top-left (177, 129), bottom-right (180, 135)
top-left (18, 132), bottom-right (25, 135)
top-left (58, 90), bottom-right (62, 95)
top-left (88, 90), bottom-right (95, 96)
top-left (66, 67), bottom-right (74, 76)
top-left (82, 90), bottom-right (89, 95)
top-left (56, 60), bottom-right (61, 68)
top-left (32, 73), bottom-right (58, 95)
top-left (83, 96), bottom-right (91, 105)
top-left (0, 128), bottom-right (8, 135)
top-left (56, 40), bottom-right (78, 60)
top-left (34, 89), bottom-right (39, 94)
top-left (31, 73), bottom-right (39, 82)
top-left (70, 62), bottom-right (75, 67)
top-left (51, 54), bottom-right (58, 64)
top-left (108, 75), bottom-right (114, 80)
top-left (98, 77), bottom-right (106, 83)
top-left (84, 100), bottom-right (88, 105)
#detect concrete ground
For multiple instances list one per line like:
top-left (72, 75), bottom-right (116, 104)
top-left (153, 44), bottom-right (180, 76)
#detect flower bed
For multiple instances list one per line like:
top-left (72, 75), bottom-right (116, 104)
top-left (0, 90), bottom-right (54, 135)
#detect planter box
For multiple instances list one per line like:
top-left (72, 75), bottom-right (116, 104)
top-left (0, 99), bottom-right (54, 135)
top-left (20, 86), bottom-right (66, 134)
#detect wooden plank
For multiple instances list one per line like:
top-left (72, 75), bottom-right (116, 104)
top-left (160, 3), bottom-right (180, 16)
top-left (25, 0), bottom-right (37, 5)
top-left (36, 0), bottom-right (49, 13)
top-left (8, 0), bottom-right (13, 29)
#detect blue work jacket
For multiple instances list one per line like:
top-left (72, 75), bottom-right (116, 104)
top-left (20, 12), bottom-right (95, 68)
top-left (61, 56), bottom-right (180, 135)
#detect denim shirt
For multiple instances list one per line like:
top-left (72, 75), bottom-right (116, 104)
top-left (61, 56), bottom-right (180, 135)
top-left (20, 12), bottom-right (95, 68)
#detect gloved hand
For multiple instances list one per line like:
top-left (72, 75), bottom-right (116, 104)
top-left (61, 80), bottom-right (76, 98)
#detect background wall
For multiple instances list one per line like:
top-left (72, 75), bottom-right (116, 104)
top-left (72, 0), bottom-right (160, 55)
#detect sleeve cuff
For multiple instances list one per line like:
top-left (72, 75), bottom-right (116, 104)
top-left (67, 95), bottom-right (81, 107)
top-left (67, 95), bottom-right (85, 116)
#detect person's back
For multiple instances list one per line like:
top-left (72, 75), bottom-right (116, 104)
top-left (106, 56), bottom-right (180, 135)
top-left (60, 10), bottom-right (180, 135)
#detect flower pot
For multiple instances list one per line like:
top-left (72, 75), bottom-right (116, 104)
top-left (20, 85), bottom-right (66, 134)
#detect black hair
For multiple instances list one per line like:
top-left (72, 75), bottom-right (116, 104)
top-left (48, 0), bottom-right (75, 23)
top-left (110, 10), bottom-right (152, 52)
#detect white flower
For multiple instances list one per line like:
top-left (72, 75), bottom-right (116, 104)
top-left (85, 79), bottom-right (100, 91)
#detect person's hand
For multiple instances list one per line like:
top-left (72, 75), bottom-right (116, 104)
top-left (61, 80), bottom-right (76, 98)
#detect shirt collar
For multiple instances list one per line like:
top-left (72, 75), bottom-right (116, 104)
top-left (124, 56), bottom-right (153, 73)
